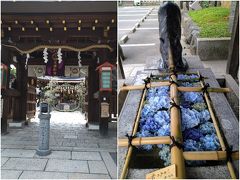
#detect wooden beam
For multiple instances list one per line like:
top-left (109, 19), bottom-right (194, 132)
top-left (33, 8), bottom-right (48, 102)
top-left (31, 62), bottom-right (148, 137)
top-left (2, 28), bottom-right (117, 41)
top-left (1, 2), bottom-right (117, 13)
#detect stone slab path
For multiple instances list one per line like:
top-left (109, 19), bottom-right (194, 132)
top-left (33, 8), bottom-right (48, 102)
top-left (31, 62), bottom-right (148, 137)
top-left (1, 110), bottom-right (117, 179)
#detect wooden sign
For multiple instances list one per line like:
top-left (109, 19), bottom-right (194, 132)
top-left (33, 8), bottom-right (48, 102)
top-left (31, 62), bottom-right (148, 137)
top-left (146, 164), bottom-right (176, 179)
top-left (101, 71), bottom-right (111, 89)
top-left (101, 102), bottom-right (109, 118)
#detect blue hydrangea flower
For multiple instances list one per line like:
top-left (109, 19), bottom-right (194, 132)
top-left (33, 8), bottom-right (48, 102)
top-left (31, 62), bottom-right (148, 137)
top-left (180, 82), bottom-right (195, 87)
top-left (183, 139), bottom-right (203, 151)
top-left (198, 110), bottom-right (211, 123)
top-left (199, 122), bottom-right (215, 135)
top-left (200, 134), bottom-right (220, 151)
top-left (154, 111), bottom-right (170, 125)
top-left (183, 128), bottom-right (204, 141)
top-left (183, 92), bottom-right (204, 103)
top-left (177, 74), bottom-right (199, 80)
top-left (141, 117), bottom-right (161, 132)
top-left (136, 79), bottom-right (221, 166)
top-left (181, 108), bottom-right (201, 131)
top-left (148, 96), bottom-right (170, 110)
top-left (141, 104), bottom-right (155, 119)
top-left (156, 124), bottom-right (170, 136)
top-left (180, 101), bottom-right (192, 109)
top-left (159, 145), bottom-right (171, 166)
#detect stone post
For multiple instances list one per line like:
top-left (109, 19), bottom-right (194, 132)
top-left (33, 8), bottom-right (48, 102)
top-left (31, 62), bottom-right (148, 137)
top-left (36, 113), bottom-right (51, 156)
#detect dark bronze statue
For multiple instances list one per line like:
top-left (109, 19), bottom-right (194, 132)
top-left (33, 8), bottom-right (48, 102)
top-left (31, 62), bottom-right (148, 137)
top-left (158, 2), bottom-right (188, 71)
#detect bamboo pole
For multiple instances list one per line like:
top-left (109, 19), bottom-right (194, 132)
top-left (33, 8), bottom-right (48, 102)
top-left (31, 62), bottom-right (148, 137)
top-left (178, 87), bottom-right (231, 93)
top-left (120, 83), bottom-right (230, 93)
top-left (120, 89), bottom-right (147, 179)
top-left (183, 151), bottom-right (239, 161)
top-left (169, 49), bottom-right (186, 178)
top-left (197, 71), bottom-right (237, 179)
top-left (118, 136), bottom-right (171, 147)
top-left (120, 82), bottom-right (170, 91)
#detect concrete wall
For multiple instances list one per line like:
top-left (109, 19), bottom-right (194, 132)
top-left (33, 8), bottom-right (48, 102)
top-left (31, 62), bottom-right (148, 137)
top-left (197, 38), bottom-right (230, 61)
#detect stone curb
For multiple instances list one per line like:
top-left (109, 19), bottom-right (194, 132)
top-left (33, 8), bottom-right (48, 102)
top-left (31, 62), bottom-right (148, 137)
top-left (119, 35), bottom-right (128, 44)
top-left (119, 7), bottom-right (154, 44)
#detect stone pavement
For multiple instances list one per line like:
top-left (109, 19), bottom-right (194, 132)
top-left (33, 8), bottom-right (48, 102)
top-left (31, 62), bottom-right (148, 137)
top-left (1, 110), bottom-right (117, 179)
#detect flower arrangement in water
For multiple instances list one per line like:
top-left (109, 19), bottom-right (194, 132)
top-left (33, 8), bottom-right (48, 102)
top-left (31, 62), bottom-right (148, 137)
top-left (136, 74), bottom-right (220, 166)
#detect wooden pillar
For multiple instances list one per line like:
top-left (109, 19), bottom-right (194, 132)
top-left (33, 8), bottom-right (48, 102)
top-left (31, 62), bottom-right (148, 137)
top-left (1, 96), bottom-right (9, 134)
top-left (19, 59), bottom-right (28, 122)
top-left (87, 58), bottom-right (99, 125)
top-left (87, 65), bottom-right (94, 125)
top-left (226, 2), bottom-right (239, 79)
top-left (1, 46), bottom-right (11, 134)
top-left (12, 57), bottom-right (27, 123)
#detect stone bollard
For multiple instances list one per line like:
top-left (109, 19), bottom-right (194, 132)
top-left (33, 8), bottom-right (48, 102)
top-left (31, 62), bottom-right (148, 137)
top-left (36, 103), bottom-right (51, 156)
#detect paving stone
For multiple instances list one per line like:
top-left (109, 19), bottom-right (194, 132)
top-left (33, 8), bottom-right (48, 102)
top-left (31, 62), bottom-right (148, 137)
top-left (64, 134), bottom-right (77, 139)
top-left (1, 170), bottom-right (23, 179)
top-left (101, 152), bottom-right (117, 179)
top-left (98, 143), bottom-right (117, 149)
top-left (2, 148), bottom-right (36, 158)
top-left (76, 142), bottom-right (99, 148)
top-left (1, 157), bottom-right (9, 166)
top-left (2, 158), bottom-right (48, 171)
top-left (88, 161), bottom-right (108, 174)
top-left (72, 151), bottom-right (101, 161)
top-left (34, 150), bottom-right (71, 160)
top-left (51, 146), bottom-right (73, 151)
top-left (68, 173), bottom-right (110, 179)
top-left (45, 159), bottom-right (89, 173)
top-left (19, 170), bottom-right (68, 179)
top-left (72, 147), bottom-right (116, 153)
top-left (62, 141), bottom-right (76, 147)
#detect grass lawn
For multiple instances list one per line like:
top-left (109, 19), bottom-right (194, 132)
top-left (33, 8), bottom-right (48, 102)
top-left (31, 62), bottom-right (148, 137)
top-left (188, 7), bottom-right (231, 38)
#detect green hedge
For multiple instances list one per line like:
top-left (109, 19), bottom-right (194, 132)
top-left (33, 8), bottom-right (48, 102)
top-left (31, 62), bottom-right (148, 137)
top-left (189, 7), bottom-right (231, 38)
